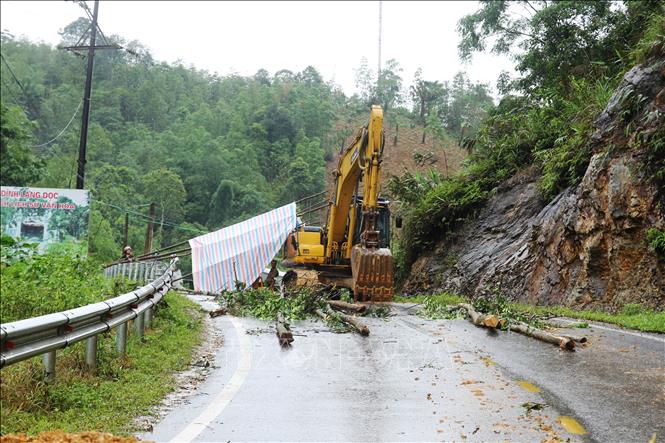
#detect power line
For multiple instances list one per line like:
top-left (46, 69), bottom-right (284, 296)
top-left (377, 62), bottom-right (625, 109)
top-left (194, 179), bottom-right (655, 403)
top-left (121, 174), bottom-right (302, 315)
top-left (32, 100), bottom-right (83, 148)
top-left (0, 52), bottom-right (40, 117)
top-left (1, 75), bottom-right (21, 103)
top-left (0, 52), bottom-right (26, 93)
top-left (94, 200), bottom-right (207, 234)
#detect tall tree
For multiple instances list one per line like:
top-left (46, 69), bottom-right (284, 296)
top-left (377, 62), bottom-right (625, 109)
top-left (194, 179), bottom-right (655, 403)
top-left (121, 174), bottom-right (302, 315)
top-left (0, 104), bottom-right (43, 185)
top-left (410, 69), bottom-right (445, 143)
top-left (376, 59), bottom-right (404, 115)
top-left (458, 0), bottom-right (663, 93)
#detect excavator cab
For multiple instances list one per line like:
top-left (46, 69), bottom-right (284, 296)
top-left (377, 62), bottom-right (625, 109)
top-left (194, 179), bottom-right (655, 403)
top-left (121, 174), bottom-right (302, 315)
top-left (352, 197), bottom-right (391, 249)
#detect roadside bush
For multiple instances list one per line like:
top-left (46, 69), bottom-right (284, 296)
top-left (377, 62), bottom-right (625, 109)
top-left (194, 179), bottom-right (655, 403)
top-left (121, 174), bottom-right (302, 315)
top-left (0, 237), bottom-right (133, 322)
top-left (647, 228), bottom-right (665, 259)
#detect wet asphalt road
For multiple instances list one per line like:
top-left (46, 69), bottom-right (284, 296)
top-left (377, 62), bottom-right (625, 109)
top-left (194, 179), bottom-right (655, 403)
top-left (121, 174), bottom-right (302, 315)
top-left (142, 297), bottom-right (664, 443)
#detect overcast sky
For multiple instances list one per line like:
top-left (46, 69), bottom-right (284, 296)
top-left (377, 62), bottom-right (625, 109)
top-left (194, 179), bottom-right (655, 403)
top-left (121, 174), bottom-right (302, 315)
top-left (1, 1), bottom-right (514, 97)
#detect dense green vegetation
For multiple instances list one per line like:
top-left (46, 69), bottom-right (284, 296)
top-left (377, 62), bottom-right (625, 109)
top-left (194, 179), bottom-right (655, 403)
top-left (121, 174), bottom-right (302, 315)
top-left (1, 21), bottom-right (341, 261)
top-left (647, 228), bottom-right (665, 259)
top-left (1, 15), bottom-right (501, 263)
top-left (0, 291), bottom-right (203, 435)
top-left (390, 1), bottom-right (665, 270)
top-left (0, 236), bottom-right (134, 322)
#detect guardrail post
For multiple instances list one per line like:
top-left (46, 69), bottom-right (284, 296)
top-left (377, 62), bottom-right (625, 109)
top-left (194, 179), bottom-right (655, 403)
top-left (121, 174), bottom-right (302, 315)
top-left (135, 311), bottom-right (145, 340)
top-left (86, 335), bottom-right (97, 371)
top-left (116, 322), bottom-right (128, 356)
top-left (43, 351), bottom-right (56, 381)
top-left (145, 307), bottom-right (153, 329)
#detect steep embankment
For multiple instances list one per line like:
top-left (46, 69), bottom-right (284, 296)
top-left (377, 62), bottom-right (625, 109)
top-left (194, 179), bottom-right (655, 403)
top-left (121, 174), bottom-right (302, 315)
top-left (403, 59), bottom-right (665, 310)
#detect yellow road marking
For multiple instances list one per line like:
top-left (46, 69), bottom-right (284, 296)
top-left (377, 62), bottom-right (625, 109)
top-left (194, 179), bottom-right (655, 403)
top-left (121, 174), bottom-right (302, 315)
top-left (480, 357), bottom-right (495, 366)
top-left (517, 380), bottom-right (541, 393)
top-left (557, 416), bottom-right (588, 435)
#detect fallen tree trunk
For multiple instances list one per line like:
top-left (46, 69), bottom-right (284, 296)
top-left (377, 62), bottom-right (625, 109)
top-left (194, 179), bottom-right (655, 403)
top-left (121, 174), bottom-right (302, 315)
top-left (561, 334), bottom-right (588, 344)
top-left (276, 312), bottom-right (294, 346)
top-left (209, 308), bottom-right (227, 318)
top-left (328, 299), bottom-right (367, 314)
top-left (188, 289), bottom-right (219, 296)
top-left (510, 321), bottom-right (575, 351)
top-left (315, 308), bottom-right (329, 321)
top-left (458, 303), bottom-right (499, 328)
top-left (315, 307), bottom-right (370, 336)
top-left (334, 310), bottom-right (370, 336)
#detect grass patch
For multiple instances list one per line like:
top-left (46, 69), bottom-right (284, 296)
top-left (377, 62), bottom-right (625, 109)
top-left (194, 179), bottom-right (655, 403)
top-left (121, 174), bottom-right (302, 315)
top-left (0, 292), bottom-right (203, 436)
top-left (513, 302), bottom-right (665, 334)
top-left (394, 294), bottom-right (665, 333)
top-left (393, 293), bottom-right (464, 305)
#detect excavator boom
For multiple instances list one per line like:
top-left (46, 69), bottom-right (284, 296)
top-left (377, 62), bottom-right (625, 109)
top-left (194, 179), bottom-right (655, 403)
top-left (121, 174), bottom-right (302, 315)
top-left (285, 105), bottom-right (393, 301)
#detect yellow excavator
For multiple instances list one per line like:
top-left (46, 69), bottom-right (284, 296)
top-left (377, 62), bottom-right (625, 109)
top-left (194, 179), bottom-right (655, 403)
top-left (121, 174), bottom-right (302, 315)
top-left (283, 105), bottom-right (393, 301)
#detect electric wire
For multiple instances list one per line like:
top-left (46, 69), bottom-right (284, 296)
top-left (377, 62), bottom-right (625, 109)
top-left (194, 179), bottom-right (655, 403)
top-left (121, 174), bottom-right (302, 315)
top-left (94, 200), bottom-right (208, 234)
top-left (32, 100), bottom-right (83, 148)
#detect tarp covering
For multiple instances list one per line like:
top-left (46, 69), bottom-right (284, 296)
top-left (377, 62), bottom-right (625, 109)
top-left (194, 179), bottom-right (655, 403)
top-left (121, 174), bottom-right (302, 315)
top-left (189, 202), bottom-right (297, 292)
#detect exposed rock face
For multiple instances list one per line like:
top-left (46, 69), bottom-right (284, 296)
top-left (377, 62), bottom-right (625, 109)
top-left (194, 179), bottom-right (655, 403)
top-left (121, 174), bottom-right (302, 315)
top-left (403, 59), bottom-right (665, 310)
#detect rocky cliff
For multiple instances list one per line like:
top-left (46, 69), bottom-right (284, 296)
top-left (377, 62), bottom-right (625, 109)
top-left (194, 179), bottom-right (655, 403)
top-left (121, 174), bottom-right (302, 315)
top-left (403, 58), bottom-right (665, 310)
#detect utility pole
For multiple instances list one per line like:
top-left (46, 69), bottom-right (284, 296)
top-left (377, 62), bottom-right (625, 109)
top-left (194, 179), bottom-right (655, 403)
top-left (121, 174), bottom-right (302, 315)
top-left (377, 1), bottom-right (382, 86)
top-left (75, 0), bottom-right (98, 190)
top-left (62, 0), bottom-right (120, 190)
top-left (144, 203), bottom-right (156, 255)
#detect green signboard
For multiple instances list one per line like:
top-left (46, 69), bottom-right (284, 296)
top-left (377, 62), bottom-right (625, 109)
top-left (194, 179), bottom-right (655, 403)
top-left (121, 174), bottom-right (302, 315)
top-left (0, 186), bottom-right (91, 255)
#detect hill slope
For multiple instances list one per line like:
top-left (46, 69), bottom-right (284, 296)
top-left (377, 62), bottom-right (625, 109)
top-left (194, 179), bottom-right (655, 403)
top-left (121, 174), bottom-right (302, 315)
top-left (402, 57), bottom-right (664, 310)
top-left (325, 117), bottom-right (467, 194)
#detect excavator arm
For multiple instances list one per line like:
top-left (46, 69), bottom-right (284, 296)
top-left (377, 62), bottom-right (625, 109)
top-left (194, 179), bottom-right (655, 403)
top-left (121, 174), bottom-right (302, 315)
top-left (326, 105), bottom-right (393, 301)
top-left (284, 105), bottom-right (393, 302)
top-left (326, 106), bottom-right (384, 258)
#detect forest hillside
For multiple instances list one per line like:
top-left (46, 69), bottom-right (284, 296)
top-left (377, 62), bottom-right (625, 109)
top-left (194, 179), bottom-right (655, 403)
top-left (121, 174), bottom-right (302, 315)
top-left (391, 2), bottom-right (664, 310)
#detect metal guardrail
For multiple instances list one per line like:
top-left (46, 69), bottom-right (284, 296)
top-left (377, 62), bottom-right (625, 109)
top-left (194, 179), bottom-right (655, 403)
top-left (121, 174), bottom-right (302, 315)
top-left (103, 260), bottom-right (168, 282)
top-left (0, 258), bottom-right (178, 379)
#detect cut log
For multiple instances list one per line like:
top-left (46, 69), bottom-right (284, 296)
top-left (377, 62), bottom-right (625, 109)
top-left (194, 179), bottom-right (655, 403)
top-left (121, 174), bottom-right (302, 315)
top-left (276, 312), bottom-right (294, 346)
top-left (315, 308), bottom-right (330, 321)
top-left (510, 321), bottom-right (575, 351)
top-left (328, 299), bottom-right (367, 314)
top-left (334, 310), bottom-right (370, 336)
top-left (209, 308), bottom-right (227, 318)
top-left (459, 303), bottom-right (499, 329)
top-left (192, 290), bottom-right (219, 296)
top-left (562, 334), bottom-right (588, 344)
top-left (316, 307), bottom-right (370, 336)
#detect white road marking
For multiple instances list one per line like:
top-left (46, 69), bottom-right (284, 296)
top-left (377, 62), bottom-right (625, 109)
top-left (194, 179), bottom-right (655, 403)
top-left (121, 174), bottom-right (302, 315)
top-left (169, 316), bottom-right (252, 443)
top-left (557, 318), bottom-right (665, 344)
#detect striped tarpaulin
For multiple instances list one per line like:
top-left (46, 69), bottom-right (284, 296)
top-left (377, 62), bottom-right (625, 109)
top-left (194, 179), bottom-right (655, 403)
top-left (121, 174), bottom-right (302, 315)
top-left (189, 202), bottom-right (297, 292)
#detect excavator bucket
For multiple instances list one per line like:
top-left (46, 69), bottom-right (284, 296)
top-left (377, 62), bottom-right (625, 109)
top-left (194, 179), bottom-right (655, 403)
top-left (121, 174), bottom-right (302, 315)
top-left (351, 245), bottom-right (393, 302)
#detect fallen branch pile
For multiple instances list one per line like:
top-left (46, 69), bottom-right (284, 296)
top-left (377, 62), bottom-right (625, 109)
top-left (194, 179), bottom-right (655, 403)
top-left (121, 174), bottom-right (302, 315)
top-left (212, 285), bottom-right (375, 347)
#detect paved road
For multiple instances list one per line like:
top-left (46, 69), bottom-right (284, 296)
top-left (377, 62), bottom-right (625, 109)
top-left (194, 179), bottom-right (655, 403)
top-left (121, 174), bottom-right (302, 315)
top-left (143, 297), bottom-right (664, 443)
